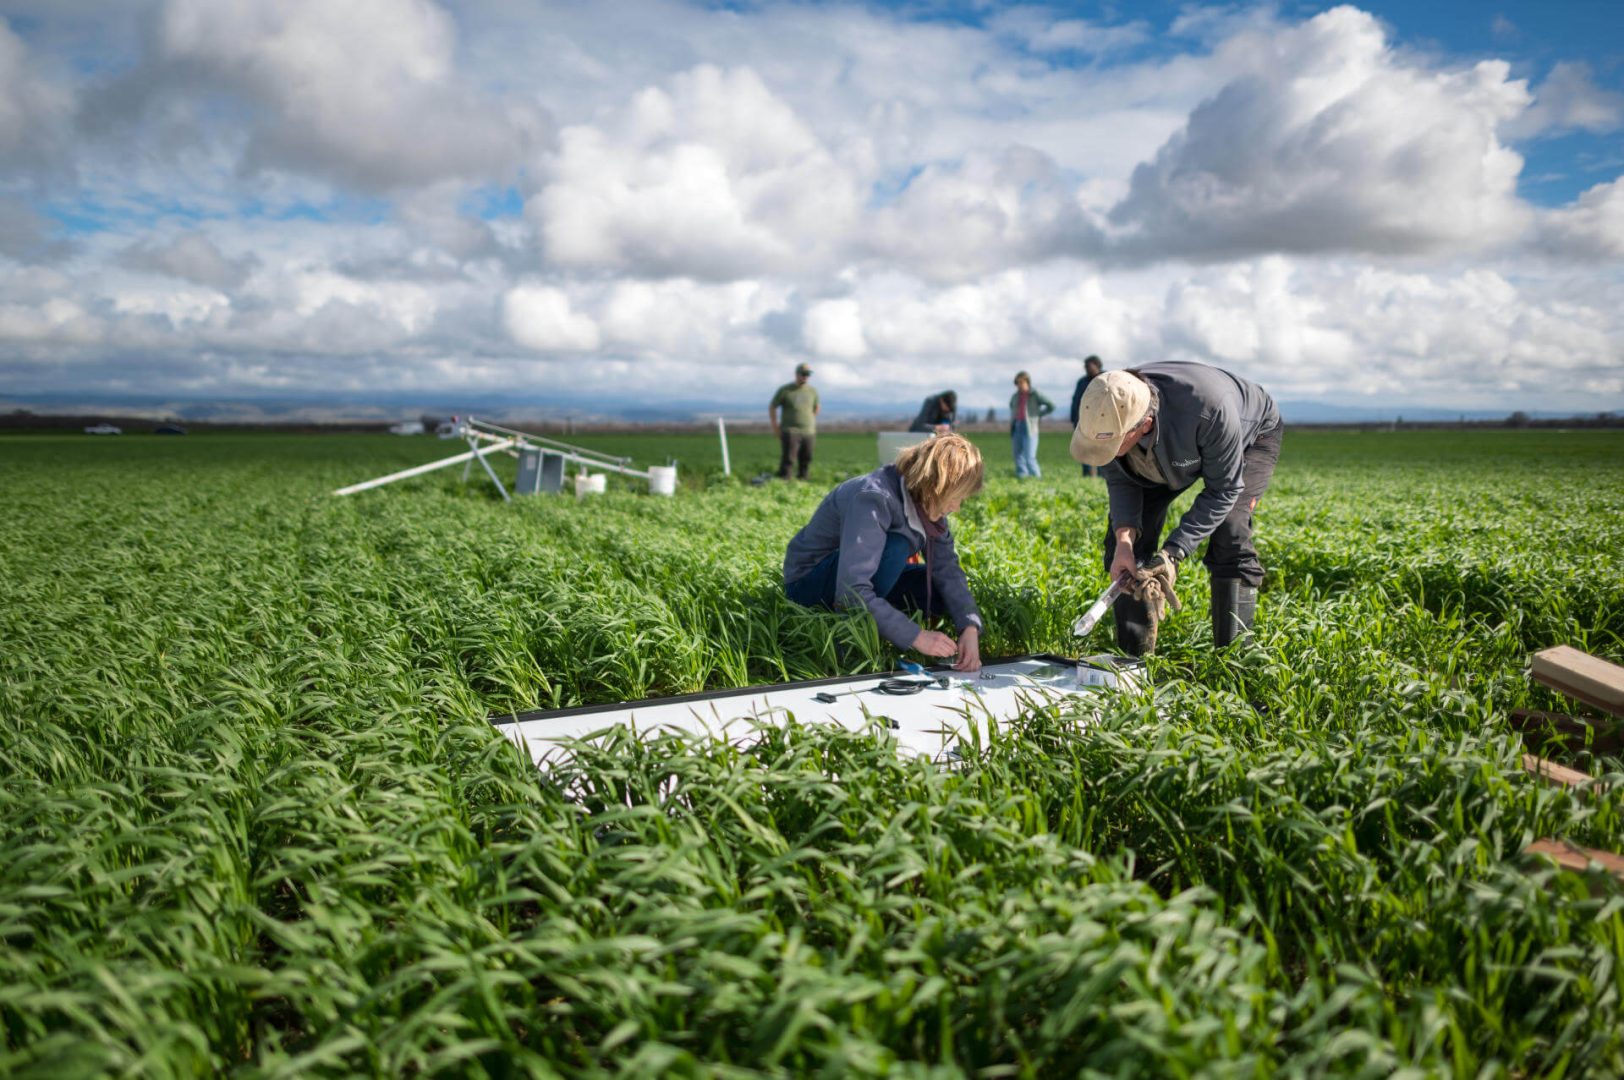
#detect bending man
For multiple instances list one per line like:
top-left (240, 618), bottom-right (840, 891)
top-left (1070, 362), bottom-right (1282, 653)
top-left (784, 433), bottom-right (984, 671)
top-left (909, 391), bottom-right (958, 434)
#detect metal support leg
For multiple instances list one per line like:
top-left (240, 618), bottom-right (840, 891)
top-left (475, 442), bottom-right (511, 501)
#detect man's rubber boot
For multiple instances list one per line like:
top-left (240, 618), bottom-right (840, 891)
top-left (1112, 593), bottom-right (1156, 657)
top-left (1211, 579), bottom-right (1257, 648)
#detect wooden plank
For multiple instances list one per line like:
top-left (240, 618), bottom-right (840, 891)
top-left (1522, 753), bottom-right (1597, 790)
top-left (1532, 646), bottom-right (1624, 718)
top-left (1509, 709), bottom-right (1624, 755)
top-left (1525, 839), bottom-right (1624, 881)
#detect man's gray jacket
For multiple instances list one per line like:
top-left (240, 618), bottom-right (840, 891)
top-left (784, 465), bottom-right (983, 648)
top-left (1102, 361), bottom-right (1280, 561)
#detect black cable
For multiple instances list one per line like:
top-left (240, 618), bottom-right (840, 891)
top-left (813, 676), bottom-right (947, 703)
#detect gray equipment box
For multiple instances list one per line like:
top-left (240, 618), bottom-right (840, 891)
top-left (514, 447), bottom-right (565, 495)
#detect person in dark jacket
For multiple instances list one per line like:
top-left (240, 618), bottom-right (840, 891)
top-left (1068, 356), bottom-right (1104, 477)
top-left (908, 390), bottom-right (958, 433)
top-left (1071, 362), bottom-right (1283, 654)
top-left (1009, 371), bottom-right (1055, 479)
top-left (784, 433), bottom-right (985, 670)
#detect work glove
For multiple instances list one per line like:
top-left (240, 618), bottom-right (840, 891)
top-left (1132, 549), bottom-right (1182, 633)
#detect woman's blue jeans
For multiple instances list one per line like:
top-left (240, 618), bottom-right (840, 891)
top-left (785, 532), bottom-right (933, 615)
top-left (1011, 422), bottom-right (1041, 478)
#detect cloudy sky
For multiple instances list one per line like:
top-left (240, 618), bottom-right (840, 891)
top-left (1, 0), bottom-right (1620, 421)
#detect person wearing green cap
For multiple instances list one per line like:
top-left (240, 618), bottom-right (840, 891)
top-left (770, 363), bottom-right (821, 480)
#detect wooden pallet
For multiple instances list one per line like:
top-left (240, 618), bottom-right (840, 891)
top-left (1525, 839), bottom-right (1624, 882)
top-left (1518, 649), bottom-right (1624, 884)
top-left (1509, 708), bottom-right (1624, 756)
top-left (1521, 753), bottom-right (1599, 790)
top-left (1532, 646), bottom-right (1624, 718)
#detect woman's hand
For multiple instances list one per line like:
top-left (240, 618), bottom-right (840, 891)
top-left (911, 629), bottom-right (957, 658)
top-left (952, 625), bottom-right (982, 672)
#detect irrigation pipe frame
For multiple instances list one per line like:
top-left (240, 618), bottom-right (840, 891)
top-left (331, 436), bottom-right (520, 498)
top-left (331, 416), bottom-right (673, 500)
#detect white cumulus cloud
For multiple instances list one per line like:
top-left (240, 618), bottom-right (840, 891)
top-left (154, 0), bottom-right (548, 189)
top-left (0, 17), bottom-right (73, 177)
top-left (1537, 177), bottom-right (1624, 259)
top-left (530, 64), bottom-right (862, 280)
top-left (1111, 6), bottom-right (1532, 259)
top-left (503, 283), bottom-right (601, 352)
top-left (868, 146), bottom-right (1104, 280)
top-left (1503, 61), bottom-right (1624, 140)
top-left (802, 298), bottom-right (867, 359)
top-left (598, 278), bottom-right (777, 355)
top-left (0, 0), bottom-right (1620, 416)
top-left (1152, 259), bottom-right (1622, 407)
top-left (119, 232), bottom-right (258, 289)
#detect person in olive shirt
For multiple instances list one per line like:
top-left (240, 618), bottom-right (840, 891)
top-left (769, 362), bottom-right (821, 480)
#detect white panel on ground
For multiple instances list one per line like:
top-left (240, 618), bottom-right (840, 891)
top-left (493, 655), bottom-right (1144, 768)
top-left (877, 431), bottom-right (930, 465)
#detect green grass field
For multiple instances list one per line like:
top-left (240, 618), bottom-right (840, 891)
top-left (2, 428), bottom-right (1622, 1076)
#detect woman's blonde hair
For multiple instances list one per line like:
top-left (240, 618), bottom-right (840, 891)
top-left (895, 433), bottom-right (983, 517)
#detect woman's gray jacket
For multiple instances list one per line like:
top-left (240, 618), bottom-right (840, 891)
top-left (783, 465), bottom-right (983, 648)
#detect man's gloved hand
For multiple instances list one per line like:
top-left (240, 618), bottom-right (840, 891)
top-left (1132, 549), bottom-right (1182, 629)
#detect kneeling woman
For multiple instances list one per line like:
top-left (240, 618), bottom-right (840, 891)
top-left (783, 433), bottom-right (984, 671)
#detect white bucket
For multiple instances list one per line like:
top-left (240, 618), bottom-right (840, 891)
top-left (647, 465), bottom-right (678, 497)
top-left (877, 430), bottom-right (930, 465)
top-left (574, 473), bottom-right (606, 498)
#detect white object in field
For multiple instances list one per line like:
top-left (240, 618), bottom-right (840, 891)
top-left (465, 418), bottom-right (648, 481)
top-left (1073, 577), bottom-right (1130, 638)
top-left (332, 437), bottom-right (517, 496)
top-left (334, 415), bottom-right (678, 500)
top-left (389, 420), bottom-right (426, 436)
top-left (1074, 653), bottom-right (1141, 688)
top-left (877, 431), bottom-right (930, 465)
top-left (705, 415), bottom-right (764, 478)
top-left (648, 465), bottom-right (678, 496)
top-left (494, 654), bottom-right (1146, 769)
top-left (514, 447), bottom-right (566, 495)
top-left (574, 473), bottom-right (606, 498)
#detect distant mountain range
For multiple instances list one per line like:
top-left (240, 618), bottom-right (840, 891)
top-left (3, 391), bottom-right (1614, 427)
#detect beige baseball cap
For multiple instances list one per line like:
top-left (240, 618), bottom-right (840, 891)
top-left (1070, 370), bottom-right (1151, 466)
